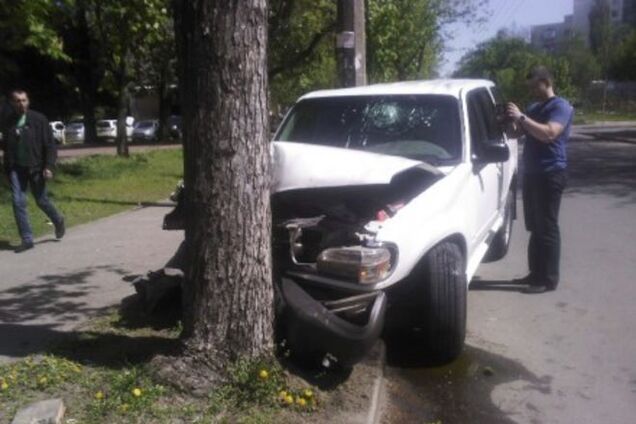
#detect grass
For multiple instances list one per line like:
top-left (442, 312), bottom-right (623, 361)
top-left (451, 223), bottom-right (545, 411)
top-left (0, 149), bottom-right (183, 244)
top-left (0, 307), bottom-right (321, 424)
top-left (573, 109), bottom-right (636, 125)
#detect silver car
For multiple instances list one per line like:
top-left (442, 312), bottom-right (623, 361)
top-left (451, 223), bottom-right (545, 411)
top-left (132, 120), bottom-right (159, 143)
top-left (64, 120), bottom-right (85, 144)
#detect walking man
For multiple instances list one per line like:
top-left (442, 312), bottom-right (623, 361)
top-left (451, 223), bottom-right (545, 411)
top-left (1, 89), bottom-right (65, 253)
top-left (506, 66), bottom-right (574, 294)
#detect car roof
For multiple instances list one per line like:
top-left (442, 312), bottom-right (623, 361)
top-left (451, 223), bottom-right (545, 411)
top-left (299, 79), bottom-right (494, 100)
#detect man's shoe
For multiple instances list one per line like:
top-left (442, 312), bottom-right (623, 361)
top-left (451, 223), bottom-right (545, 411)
top-left (55, 218), bottom-right (65, 239)
top-left (514, 274), bottom-right (536, 285)
top-left (522, 285), bottom-right (553, 294)
top-left (15, 241), bottom-right (34, 253)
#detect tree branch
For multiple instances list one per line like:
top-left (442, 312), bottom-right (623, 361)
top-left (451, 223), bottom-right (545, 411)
top-left (268, 22), bottom-right (335, 79)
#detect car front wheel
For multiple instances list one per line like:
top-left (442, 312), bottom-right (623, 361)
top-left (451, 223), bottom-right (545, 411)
top-left (417, 241), bottom-right (467, 363)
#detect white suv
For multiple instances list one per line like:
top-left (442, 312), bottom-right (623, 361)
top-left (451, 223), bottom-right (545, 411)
top-left (272, 79), bottom-right (518, 365)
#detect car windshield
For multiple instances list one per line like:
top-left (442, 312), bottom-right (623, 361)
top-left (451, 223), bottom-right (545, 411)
top-left (276, 95), bottom-right (462, 164)
top-left (97, 121), bottom-right (113, 128)
top-left (137, 121), bottom-right (155, 129)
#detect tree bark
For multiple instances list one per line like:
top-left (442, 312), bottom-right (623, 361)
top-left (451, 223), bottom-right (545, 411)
top-left (172, 0), bottom-right (273, 376)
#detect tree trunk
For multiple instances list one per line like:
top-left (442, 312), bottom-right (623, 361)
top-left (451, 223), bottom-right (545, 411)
top-left (115, 58), bottom-right (130, 157)
top-left (79, 90), bottom-right (98, 144)
top-left (157, 65), bottom-right (170, 142)
top-left (172, 0), bottom-right (273, 379)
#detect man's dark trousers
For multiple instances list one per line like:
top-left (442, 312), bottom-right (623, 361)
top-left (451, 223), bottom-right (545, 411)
top-left (522, 170), bottom-right (567, 289)
top-left (9, 166), bottom-right (63, 244)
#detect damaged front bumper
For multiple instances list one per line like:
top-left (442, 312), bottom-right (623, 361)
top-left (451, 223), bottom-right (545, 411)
top-left (279, 277), bottom-right (387, 367)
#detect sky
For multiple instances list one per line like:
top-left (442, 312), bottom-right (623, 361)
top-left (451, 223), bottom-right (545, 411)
top-left (440, 0), bottom-right (574, 76)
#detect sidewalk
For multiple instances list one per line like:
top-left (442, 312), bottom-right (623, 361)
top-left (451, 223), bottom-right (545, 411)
top-left (0, 206), bottom-right (183, 364)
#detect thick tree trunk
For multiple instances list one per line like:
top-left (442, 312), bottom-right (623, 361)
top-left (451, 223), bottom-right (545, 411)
top-left (173, 0), bottom-right (273, 375)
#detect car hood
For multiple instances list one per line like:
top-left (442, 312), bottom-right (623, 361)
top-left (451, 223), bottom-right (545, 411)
top-left (271, 141), bottom-right (442, 193)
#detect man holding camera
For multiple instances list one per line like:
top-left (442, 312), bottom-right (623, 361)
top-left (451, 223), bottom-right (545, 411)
top-left (506, 66), bottom-right (574, 294)
top-left (1, 89), bottom-right (65, 253)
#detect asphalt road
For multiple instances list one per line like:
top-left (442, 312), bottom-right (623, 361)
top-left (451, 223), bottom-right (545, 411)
top-left (381, 132), bottom-right (636, 423)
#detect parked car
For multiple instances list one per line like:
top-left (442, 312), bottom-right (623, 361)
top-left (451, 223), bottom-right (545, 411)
top-left (270, 79), bottom-right (518, 366)
top-left (132, 120), bottom-right (159, 142)
top-left (96, 119), bottom-right (117, 141)
top-left (97, 118), bottom-right (135, 141)
top-left (64, 120), bottom-right (85, 144)
top-left (49, 121), bottom-right (65, 145)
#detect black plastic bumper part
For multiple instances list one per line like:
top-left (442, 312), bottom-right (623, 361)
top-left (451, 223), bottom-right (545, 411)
top-left (280, 278), bottom-right (386, 367)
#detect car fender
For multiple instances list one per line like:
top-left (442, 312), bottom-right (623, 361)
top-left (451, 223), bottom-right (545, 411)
top-left (373, 165), bottom-right (471, 286)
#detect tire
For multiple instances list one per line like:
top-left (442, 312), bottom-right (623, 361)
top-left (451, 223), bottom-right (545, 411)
top-left (484, 192), bottom-right (514, 262)
top-left (418, 241), bottom-right (467, 363)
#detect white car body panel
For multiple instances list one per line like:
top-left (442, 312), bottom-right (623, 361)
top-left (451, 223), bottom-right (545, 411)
top-left (273, 79), bottom-right (518, 290)
top-left (271, 141), bottom-right (440, 193)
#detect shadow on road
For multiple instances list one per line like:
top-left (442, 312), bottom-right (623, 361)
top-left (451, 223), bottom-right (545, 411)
top-left (469, 279), bottom-right (528, 292)
top-left (383, 341), bottom-right (552, 423)
top-left (0, 266), bottom-right (127, 323)
top-left (566, 140), bottom-right (636, 204)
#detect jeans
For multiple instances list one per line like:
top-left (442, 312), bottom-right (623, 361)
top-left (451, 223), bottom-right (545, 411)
top-left (522, 170), bottom-right (567, 288)
top-left (9, 167), bottom-right (63, 244)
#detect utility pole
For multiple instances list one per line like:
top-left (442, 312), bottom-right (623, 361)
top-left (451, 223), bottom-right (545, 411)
top-left (336, 0), bottom-right (367, 87)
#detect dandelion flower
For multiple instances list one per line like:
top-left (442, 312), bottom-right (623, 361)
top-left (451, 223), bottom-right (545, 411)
top-left (303, 389), bottom-right (313, 398)
top-left (278, 390), bottom-right (287, 399)
top-left (95, 391), bottom-right (104, 400)
top-left (284, 394), bottom-right (294, 405)
top-left (258, 369), bottom-right (269, 380)
top-left (296, 397), bottom-right (307, 406)
top-left (132, 388), bottom-right (142, 397)
top-left (1, 381), bottom-right (8, 390)
top-left (39, 377), bottom-right (48, 385)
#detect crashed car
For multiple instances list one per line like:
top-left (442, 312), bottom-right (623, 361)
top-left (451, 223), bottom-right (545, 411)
top-left (272, 79), bottom-right (518, 366)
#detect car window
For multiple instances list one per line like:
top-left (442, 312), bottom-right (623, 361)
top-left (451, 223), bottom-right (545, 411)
top-left (467, 88), bottom-right (502, 148)
top-left (467, 92), bottom-right (488, 145)
top-left (276, 95), bottom-right (462, 165)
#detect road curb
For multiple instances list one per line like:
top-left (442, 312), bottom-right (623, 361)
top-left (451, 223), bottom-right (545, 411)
top-left (365, 341), bottom-right (387, 424)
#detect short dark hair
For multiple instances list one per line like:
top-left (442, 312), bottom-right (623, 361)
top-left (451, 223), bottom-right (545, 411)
top-left (9, 88), bottom-right (28, 98)
top-left (526, 66), bottom-right (553, 86)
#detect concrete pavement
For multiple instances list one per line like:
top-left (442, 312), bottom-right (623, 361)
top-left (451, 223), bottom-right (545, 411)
top-left (381, 138), bottom-right (636, 423)
top-left (0, 205), bottom-right (183, 363)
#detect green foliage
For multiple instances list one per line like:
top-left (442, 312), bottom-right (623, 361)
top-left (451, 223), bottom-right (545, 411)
top-left (610, 30), bottom-right (636, 81)
top-left (269, 0), bottom-right (337, 110)
top-left (86, 367), bottom-right (166, 420)
top-left (367, 0), bottom-right (439, 82)
top-left (556, 35), bottom-right (601, 92)
top-left (225, 357), bottom-right (287, 406)
top-left (0, 0), bottom-right (68, 61)
top-left (454, 37), bottom-right (578, 105)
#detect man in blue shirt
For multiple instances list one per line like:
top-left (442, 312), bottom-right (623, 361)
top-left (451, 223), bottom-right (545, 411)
top-left (506, 66), bottom-right (573, 294)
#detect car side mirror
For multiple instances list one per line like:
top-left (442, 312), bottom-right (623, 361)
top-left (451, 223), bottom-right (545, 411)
top-left (474, 142), bottom-right (510, 164)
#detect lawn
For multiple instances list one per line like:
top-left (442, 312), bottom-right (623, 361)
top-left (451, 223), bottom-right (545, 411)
top-left (573, 109), bottom-right (636, 124)
top-left (0, 149), bottom-right (183, 244)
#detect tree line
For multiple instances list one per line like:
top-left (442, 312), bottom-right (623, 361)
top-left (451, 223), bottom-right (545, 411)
top-left (1, 0), bottom-right (485, 154)
top-left (454, 0), bottom-right (636, 109)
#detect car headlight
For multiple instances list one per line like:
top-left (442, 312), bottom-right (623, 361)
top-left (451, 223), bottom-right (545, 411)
top-left (317, 245), bottom-right (393, 284)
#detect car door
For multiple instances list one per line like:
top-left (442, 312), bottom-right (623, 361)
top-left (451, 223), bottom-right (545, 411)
top-left (466, 88), bottom-right (503, 250)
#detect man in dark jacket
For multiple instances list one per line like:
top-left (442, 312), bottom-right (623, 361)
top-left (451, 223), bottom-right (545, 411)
top-left (1, 89), bottom-right (65, 253)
